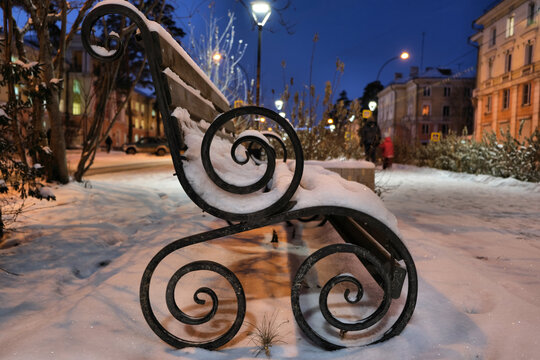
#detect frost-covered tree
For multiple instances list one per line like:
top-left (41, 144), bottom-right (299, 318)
top-left (0, 36), bottom-right (55, 239)
top-left (188, 9), bottom-right (250, 104)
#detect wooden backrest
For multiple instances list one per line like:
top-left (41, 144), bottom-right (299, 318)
top-left (151, 31), bottom-right (231, 124)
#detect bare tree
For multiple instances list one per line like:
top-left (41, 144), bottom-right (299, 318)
top-left (188, 8), bottom-right (250, 103)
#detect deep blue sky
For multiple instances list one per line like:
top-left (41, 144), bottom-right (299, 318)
top-left (175, 0), bottom-right (496, 108)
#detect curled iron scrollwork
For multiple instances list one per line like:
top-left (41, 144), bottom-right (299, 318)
top-left (81, 2), bottom-right (147, 62)
top-left (140, 242), bottom-right (246, 349)
top-left (291, 243), bottom-right (393, 350)
top-left (200, 106), bottom-right (304, 216)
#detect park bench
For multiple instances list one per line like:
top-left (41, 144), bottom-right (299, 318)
top-left (82, 0), bottom-right (417, 351)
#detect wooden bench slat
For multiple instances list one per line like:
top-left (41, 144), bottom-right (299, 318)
top-left (163, 70), bottom-right (220, 123)
top-left (157, 36), bottom-right (231, 114)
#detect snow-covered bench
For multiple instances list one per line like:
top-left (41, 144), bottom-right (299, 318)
top-left (82, 1), bottom-right (417, 351)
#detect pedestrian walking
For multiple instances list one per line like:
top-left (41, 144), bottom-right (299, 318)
top-left (379, 136), bottom-right (394, 169)
top-left (105, 135), bottom-right (113, 153)
top-left (360, 119), bottom-right (381, 164)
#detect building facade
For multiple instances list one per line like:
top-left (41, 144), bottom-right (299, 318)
top-left (378, 67), bottom-right (475, 145)
top-left (471, 0), bottom-right (539, 141)
top-left (2, 32), bottom-right (160, 150)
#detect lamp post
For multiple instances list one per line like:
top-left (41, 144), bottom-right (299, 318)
top-left (376, 51), bottom-right (410, 81)
top-left (251, 1), bottom-right (271, 107)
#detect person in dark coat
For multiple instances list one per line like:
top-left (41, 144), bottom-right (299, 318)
top-left (379, 136), bottom-right (395, 169)
top-left (105, 135), bottom-right (113, 153)
top-left (360, 119), bottom-right (381, 164)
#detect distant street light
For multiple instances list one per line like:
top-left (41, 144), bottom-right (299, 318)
top-left (212, 51), bottom-right (222, 64)
top-left (368, 101), bottom-right (377, 111)
top-left (251, 1), bottom-right (271, 107)
top-left (327, 118), bottom-right (334, 124)
top-left (376, 51), bottom-right (410, 81)
top-left (274, 99), bottom-right (283, 111)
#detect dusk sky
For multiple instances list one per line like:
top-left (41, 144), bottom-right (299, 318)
top-left (176, 0), bottom-right (496, 109)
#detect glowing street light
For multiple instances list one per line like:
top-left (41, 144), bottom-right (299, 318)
top-left (251, 1), bottom-right (271, 107)
top-left (275, 99), bottom-right (283, 111)
top-left (279, 112), bottom-right (286, 118)
top-left (327, 118), bottom-right (334, 124)
top-left (368, 101), bottom-right (377, 111)
top-left (376, 51), bottom-right (411, 81)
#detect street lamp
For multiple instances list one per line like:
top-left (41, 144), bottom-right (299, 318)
top-left (274, 99), bottom-right (283, 111)
top-left (376, 51), bottom-right (410, 81)
top-left (251, 1), bottom-right (271, 107)
top-left (212, 51), bottom-right (222, 64)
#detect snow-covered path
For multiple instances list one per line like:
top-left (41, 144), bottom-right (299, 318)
top-left (0, 165), bottom-right (539, 359)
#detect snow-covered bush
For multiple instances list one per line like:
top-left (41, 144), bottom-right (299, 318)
top-left (413, 130), bottom-right (539, 182)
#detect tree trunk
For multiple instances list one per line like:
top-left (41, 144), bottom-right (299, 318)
top-left (0, 205), bottom-right (4, 239)
top-left (37, 18), bottom-right (69, 184)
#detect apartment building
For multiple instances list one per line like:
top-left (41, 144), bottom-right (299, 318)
top-left (378, 67), bottom-right (475, 145)
top-left (471, 0), bottom-right (539, 141)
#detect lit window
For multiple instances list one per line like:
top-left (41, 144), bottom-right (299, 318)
top-left (152, 109), bottom-right (156, 117)
top-left (141, 104), bottom-right (145, 115)
top-left (73, 101), bottom-right (81, 115)
top-left (506, 15), bottom-right (514, 37)
top-left (502, 89), bottom-right (510, 109)
top-left (73, 79), bottom-right (81, 94)
top-left (422, 105), bottom-right (431, 116)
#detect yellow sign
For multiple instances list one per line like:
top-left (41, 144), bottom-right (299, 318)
top-left (431, 132), bottom-right (442, 142)
top-left (362, 109), bottom-right (372, 119)
top-left (234, 100), bottom-right (244, 108)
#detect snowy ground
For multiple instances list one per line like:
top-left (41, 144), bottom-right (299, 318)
top-left (0, 157), bottom-right (539, 359)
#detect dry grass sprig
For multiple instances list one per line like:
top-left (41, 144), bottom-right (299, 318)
top-left (248, 311), bottom-right (288, 357)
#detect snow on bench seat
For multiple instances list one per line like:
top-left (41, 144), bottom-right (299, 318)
top-left (173, 107), bottom-right (398, 234)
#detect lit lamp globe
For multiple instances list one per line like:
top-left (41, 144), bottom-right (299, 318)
top-left (368, 101), bottom-right (377, 111)
top-left (275, 99), bottom-right (284, 111)
top-left (400, 51), bottom-right (410, 60)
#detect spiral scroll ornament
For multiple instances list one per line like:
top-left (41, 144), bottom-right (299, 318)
top-left (81, 3), bottom-right (146, 62)
top-left (291, 243), bottom-right (393, 350)
top-left (140, 248), bottom-right (246, 349)
top-left (200, 106), bottom-right (304, 216)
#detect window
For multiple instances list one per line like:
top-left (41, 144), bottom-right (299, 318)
top-left (502, 89), bottom-right (510, 109)
top-left (486, 95), bottom-right (492, 113)
top-left (505, 52), bottom-right (512, 73)
top-left (72, 51), bottom-right (83, 72)
top-left (528, 2), bottom-right (536, 25)
top-left (490, 27), bottom-right (497, 46)
top-left (141, 104), bottom-right (145, 115)
top-left (423, 86), bottom-right (431, 96)
top-left (441, 124), bottom-right (449, 134)
top-left (443, 106), bottom-right (450, 117)
top-left (506, 15), bottom-right (515, 37)
top-left (525, 43), bottom-right (534, 65)
top-left (151, 109), bottom-right (156, 117)
top-left (72, 79), bottom-right (82, 115)
top-left (522, 83), bottom-right (531, 105)
top-left (464, 88), bottom-right (472, 98)
top-left (444, 87), bottom-right (451, 97)
top-left (422, 124), bottom-right (430, 134)
top-left (488, 57), bottom-right (494, 78)
top-left (422, 105), bottom-right (431, 116)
